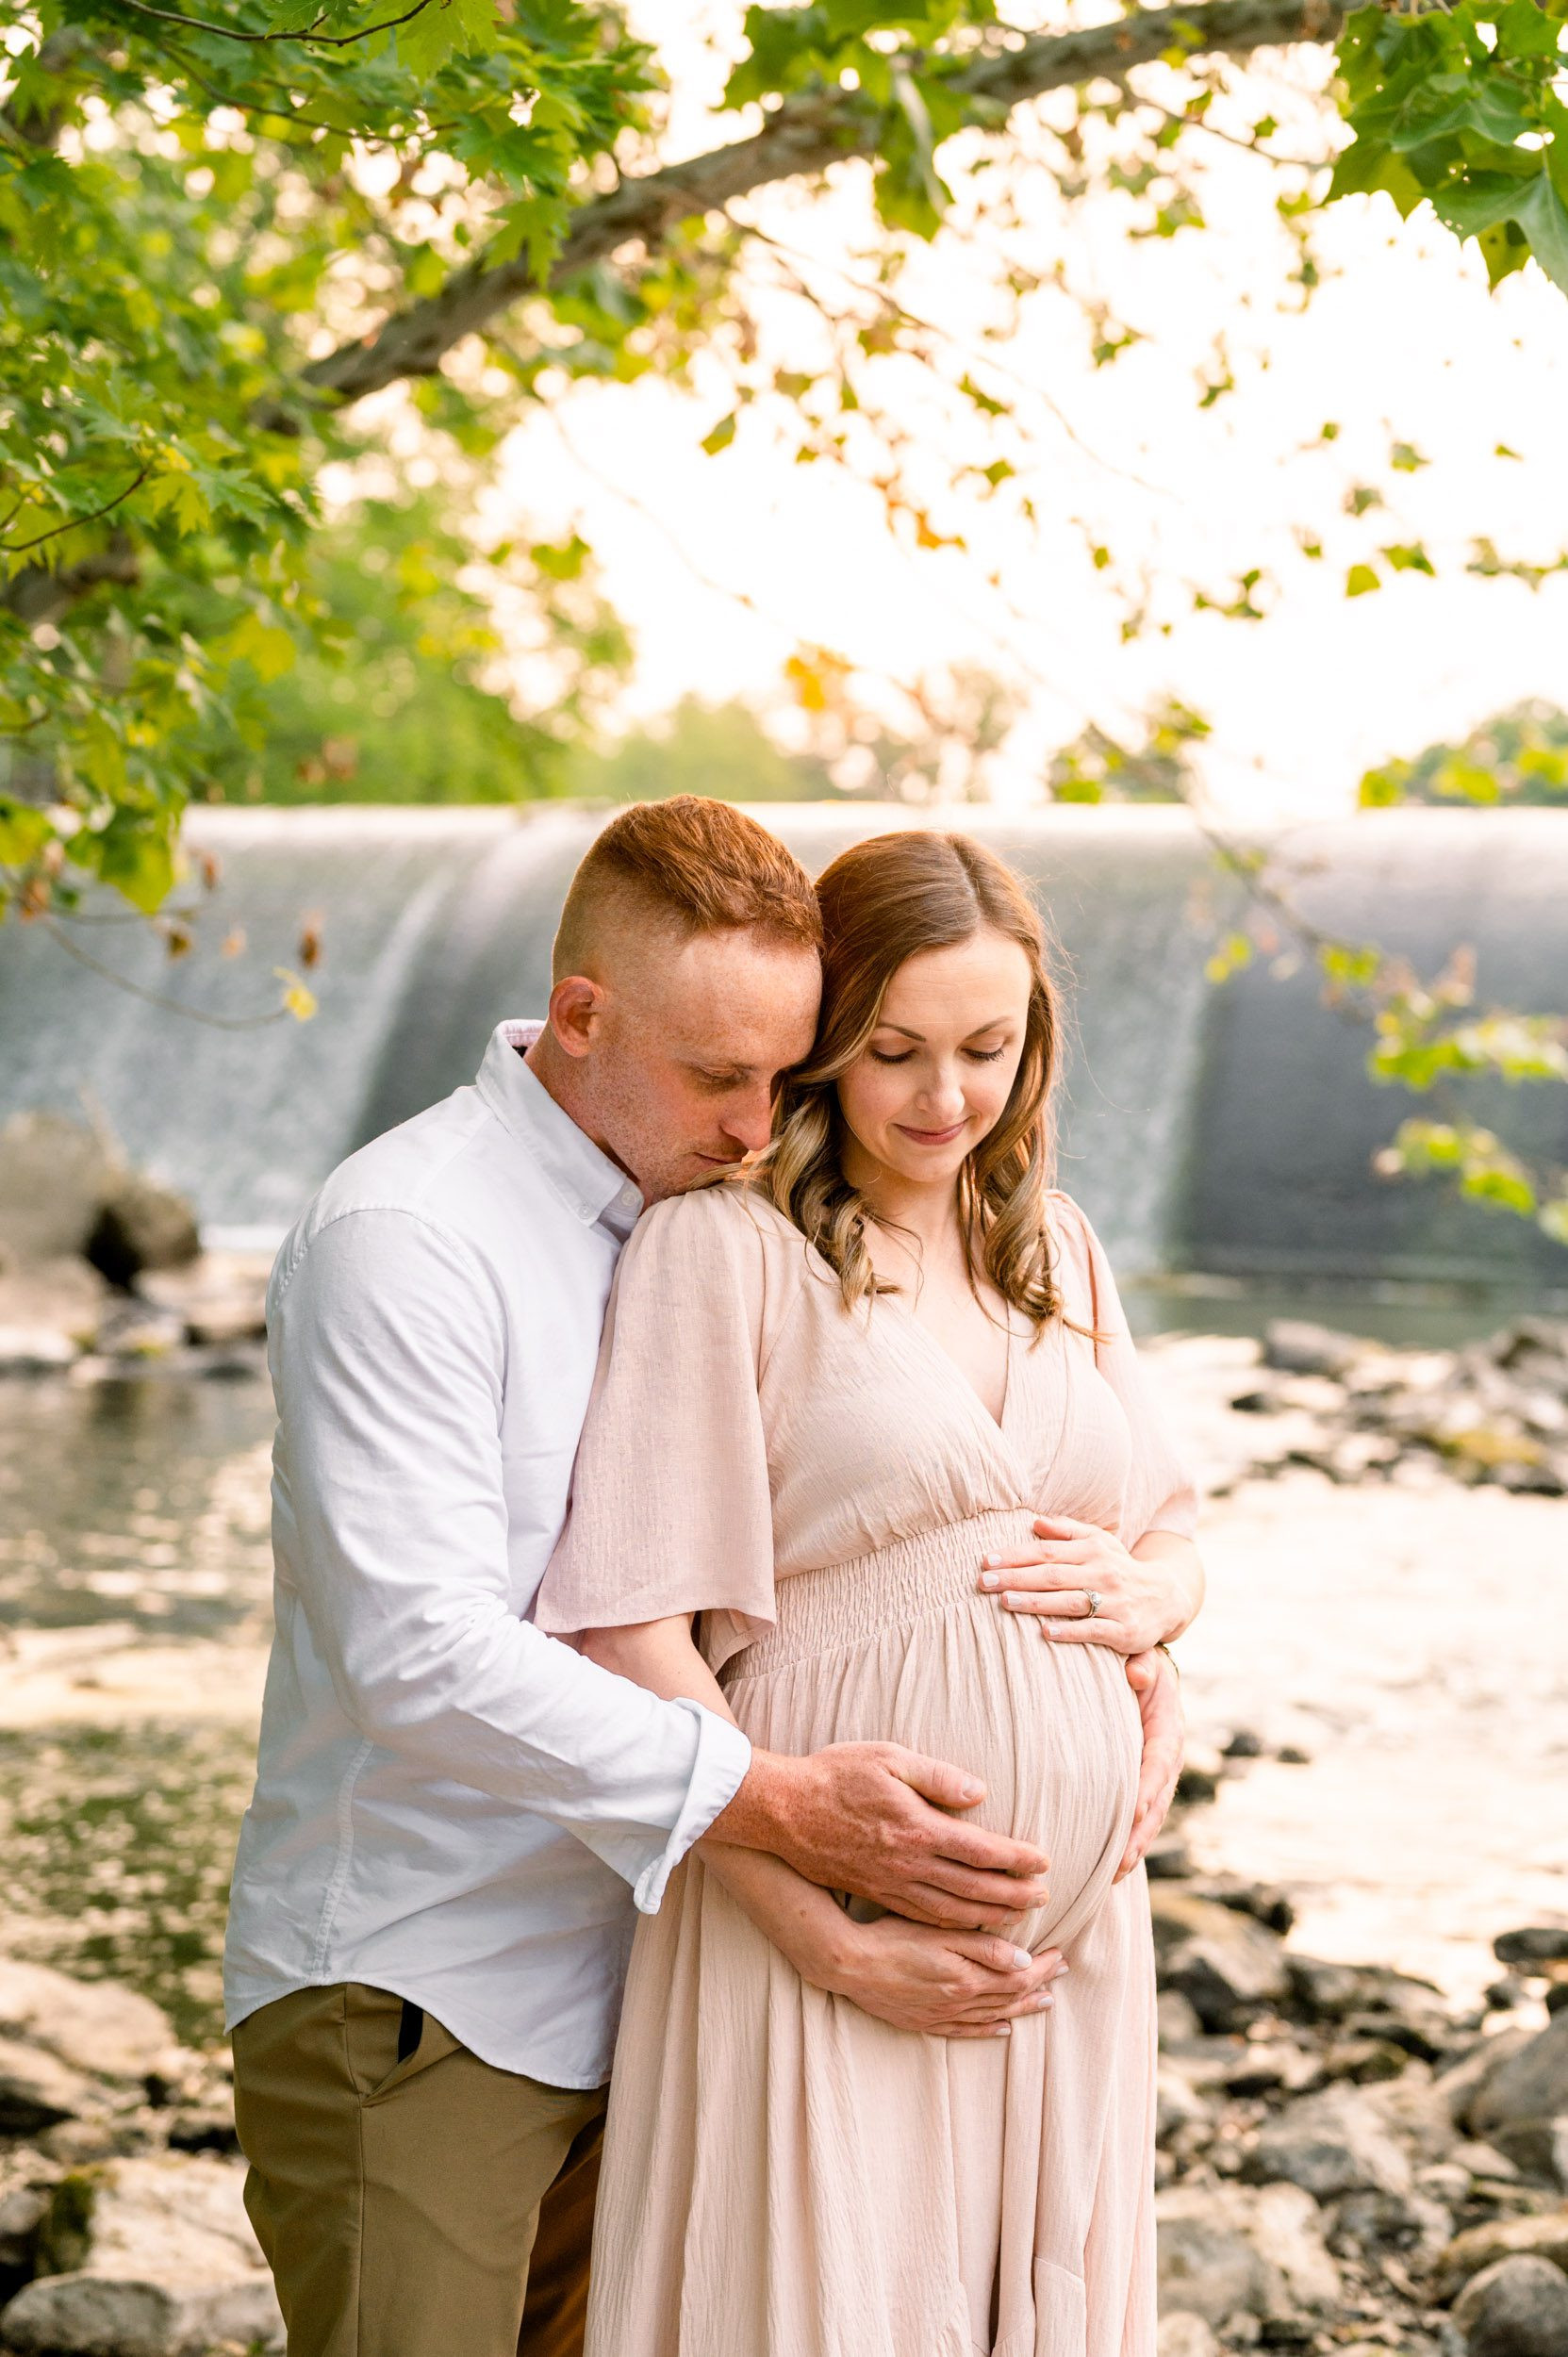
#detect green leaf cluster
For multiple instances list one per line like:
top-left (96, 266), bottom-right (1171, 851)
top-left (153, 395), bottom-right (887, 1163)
top-left (1358, 701), bottom-right (1568, 805)
top-left (1331, 0), bottom-right (1568, 291)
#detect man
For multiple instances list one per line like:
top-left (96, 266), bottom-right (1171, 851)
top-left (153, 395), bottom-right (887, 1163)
top-left (225, 797), bottom-right (1182, 2357)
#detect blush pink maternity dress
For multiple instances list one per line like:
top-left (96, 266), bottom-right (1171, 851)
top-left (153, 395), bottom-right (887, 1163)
top-left (536, 1184), bottom-right (1197, 2357)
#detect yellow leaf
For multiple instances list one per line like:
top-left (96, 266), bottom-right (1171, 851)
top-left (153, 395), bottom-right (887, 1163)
top-left (274, 967), bottom-right (318, 1022)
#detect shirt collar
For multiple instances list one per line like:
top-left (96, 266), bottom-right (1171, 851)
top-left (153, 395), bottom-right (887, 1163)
top-left (475, 1020), bottom-right (644, 1241)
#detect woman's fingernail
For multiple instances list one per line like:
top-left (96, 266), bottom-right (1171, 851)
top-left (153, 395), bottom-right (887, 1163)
top-left (980, 1571), bottom-right (1000, 1590)
top-left (1004, 1591), bottom-right (1028, 1608)
top-left (993, 2023), bottom-right (1012, 2037)
top-left (1032, 1992), bottom-right (1054, 2009)
top-left (1055, 1962), bottom-right (1070, 1975)
top-left (1011, 1946), bottom-right (1032, 1969)
top-left (962, 1776), bottom-right (984, 1801)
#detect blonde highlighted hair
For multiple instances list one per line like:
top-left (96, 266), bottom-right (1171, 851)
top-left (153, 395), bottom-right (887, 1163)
top-left (756, 830), bottom-right (1067, 1325)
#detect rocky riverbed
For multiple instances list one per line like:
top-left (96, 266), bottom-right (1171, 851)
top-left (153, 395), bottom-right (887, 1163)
top-left (0, 1752), bottom-right (1565, 2356)
top-left (2, 1113), bottom-right (1566, 2351)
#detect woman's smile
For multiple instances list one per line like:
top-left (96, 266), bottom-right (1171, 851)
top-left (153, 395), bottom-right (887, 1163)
top-left (893, 1117), bottom-right (969, 1146)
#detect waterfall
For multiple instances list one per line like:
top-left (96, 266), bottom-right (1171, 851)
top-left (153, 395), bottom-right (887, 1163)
top-left (2, 803), bottom-right (1565, 1284)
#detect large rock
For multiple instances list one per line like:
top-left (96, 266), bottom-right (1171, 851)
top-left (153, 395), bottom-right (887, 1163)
top-left (1155, 2182), bottom-right (1339, 2327)
top-left (1150, 1890), bottom-right (1290, 2033)
top-left (1489, 2116), bottom-right (1568, 2189)
top-left (0, 1115), bottom-right (117, 1264)
top-left (0, 2155), bottom-right (282, 2357)
top-left (1432, 2206), bottom-right (1568, 2301)
top-left (0, 1962), bottom-right (177, 2085)
top-left (1494, 1927), bottom-right (1568, 1970)
top-left (1246, 2083), bottom-right (1413, 2200)
top-left (0, 2042), bottom-right (98, 2138)
top-left (1469, 2016), bottom-right (1568, 2139)
top-left (1453, 2254), bottom-right (1568, 2357)
top-left (84, 1181), bottom-right (199, 1291)
top-left (1286, 1955), bottom-right (1453, 2055)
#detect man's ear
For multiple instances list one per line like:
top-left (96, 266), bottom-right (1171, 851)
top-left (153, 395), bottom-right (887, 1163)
top-left (547, 973), bottom-right (605, 1060)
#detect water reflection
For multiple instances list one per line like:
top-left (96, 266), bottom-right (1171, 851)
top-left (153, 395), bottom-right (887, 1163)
top-left (0, 1376), bottom-right (274, 1638)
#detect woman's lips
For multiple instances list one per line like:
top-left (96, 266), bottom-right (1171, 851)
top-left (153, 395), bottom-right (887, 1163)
top-left (894, 1119), bottom-right (968, 1146)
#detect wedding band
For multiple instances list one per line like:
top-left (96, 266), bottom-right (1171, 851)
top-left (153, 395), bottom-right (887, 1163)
top-left (1085, 1591), bottom-right (1102, 1618)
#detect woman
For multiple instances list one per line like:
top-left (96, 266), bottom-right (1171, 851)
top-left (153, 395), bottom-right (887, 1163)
top-left (536, 830), bottom-right (1203, 2357)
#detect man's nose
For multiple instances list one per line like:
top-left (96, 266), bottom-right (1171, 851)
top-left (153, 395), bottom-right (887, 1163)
top-left (724, 1086), bottom-right (776, 1154)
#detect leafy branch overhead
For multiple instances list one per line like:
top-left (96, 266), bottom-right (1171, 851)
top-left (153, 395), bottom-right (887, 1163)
top-left (2, 0), bottom-right (1567, 958)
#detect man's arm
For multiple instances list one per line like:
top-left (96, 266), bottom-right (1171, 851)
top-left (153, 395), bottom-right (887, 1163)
top-left (272, 1207), bottom-right (749, 1909)
top-left (582, 1616), bottom-right (1051, 1929)
top-left (580, 1615), bottom-right (1064, 2031)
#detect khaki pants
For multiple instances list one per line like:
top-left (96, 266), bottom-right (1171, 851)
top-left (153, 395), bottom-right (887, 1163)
top-left (232, 1984), bottom-right (606, 2357)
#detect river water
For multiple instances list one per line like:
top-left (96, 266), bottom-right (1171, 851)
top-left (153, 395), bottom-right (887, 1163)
top-left (1, 1300), bottom-right (1565, 2047)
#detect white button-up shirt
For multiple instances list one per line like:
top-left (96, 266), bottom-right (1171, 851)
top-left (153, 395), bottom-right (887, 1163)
top-left (223, 1021), bottom-right (752, 2087)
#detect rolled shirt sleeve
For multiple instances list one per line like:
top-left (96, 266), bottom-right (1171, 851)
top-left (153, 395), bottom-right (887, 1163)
top-left (270, 1205), bottom-right (751, 1910)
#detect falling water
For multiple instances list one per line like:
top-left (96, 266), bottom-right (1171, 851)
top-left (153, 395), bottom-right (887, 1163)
top-left (2, 803), bottom-right (1566, 1283)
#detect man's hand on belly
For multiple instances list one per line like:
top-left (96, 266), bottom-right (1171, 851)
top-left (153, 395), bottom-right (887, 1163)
top-left (709, 1742), bottom-right (1052, 1929)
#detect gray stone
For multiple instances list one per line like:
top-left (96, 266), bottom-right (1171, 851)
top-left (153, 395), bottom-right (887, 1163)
top-left (139, 1254), bottom-right (268, 1346)
top-left (1155, 2182), bottom-right (1339, 2327)
top-left (1489, 2117), bottom-right (1568, 2190)
top-left (1151, 1891), bottom-right (1290, 2033)
top-left (1262, 1321), bottom-right (1362, 1378)
top-left (1157, 2067), bottom-right (1212, 2148)
top-left (1469, 2016), bottom-right (1568, 2139)
top-left (1156, 2315), bottom-right (1220, 2357)
top-left (0, 2187), bottom-right (48, 2274)
top-left (1453, 2254), bottom-right (1568, 2357)
top-left (1329, 2185), bottom-right (1452, 2256)
top-left (1285, 1955), bottom-right (1451, 2053)
top-left (0, 2154), bottom-right (282, 2357)
top-left (0, 1114), bottom-right (118, 1263)
top-left (85, 1180), bottom-right (199, 1291)
top-left (1158, 1991), bottom-right (1204, 2049)
top-left (0, 1961), bottom-right (177, 2085)
top-left (1246, 2084), bottom-right (1413, 2200)
top-left (1174, 1747), bottom-right (1225, 1806)
top-left (1494, 1926), bottom-right (1568, 1970)
top-left (1432, 2207), bottom-right (1568, 2300)
top-left (1439, 2029), bottom-right (1535, 2127)
top-left (0, 2041), bottom-right (98, 2138)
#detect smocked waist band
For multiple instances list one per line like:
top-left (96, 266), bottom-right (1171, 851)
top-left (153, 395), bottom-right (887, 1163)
top-left (721, 1506), bottom-right (1040, 1683)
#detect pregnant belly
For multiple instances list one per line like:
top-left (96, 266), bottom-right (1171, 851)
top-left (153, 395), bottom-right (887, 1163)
top-left (721, 1525), bottom-right (1142, 1955)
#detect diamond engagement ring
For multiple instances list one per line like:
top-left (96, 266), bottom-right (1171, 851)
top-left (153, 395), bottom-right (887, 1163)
top-left (1085, 1591), bottom-right (1102, 1618)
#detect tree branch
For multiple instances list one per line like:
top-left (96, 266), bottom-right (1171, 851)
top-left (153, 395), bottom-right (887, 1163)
top-left (302, 0), bottom-right (1345, 408)
top-left (109, 0), bottom-right (435, 50)
top-left (1, 536), bottom-right (141, 625)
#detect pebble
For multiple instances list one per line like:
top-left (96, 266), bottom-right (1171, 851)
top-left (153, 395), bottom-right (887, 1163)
top-left (1452, 2252), bottom-right (1568, 2357)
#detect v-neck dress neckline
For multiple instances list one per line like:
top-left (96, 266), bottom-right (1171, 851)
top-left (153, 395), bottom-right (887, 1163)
top-left (888, 1286), bottom-right (1017, 1440)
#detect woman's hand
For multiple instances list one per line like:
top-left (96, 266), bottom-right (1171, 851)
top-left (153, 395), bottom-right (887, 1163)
top-left (1114, 1649), bottom-right (1183, 1882)
top-left (819, 1916), bottom-right (1069, 2040)
top-left (977, 1517), bottom-right (1202, 1656)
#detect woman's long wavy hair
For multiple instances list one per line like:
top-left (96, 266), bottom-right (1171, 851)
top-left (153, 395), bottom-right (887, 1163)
top-left (755, 830), bottom-right (1066, 1326)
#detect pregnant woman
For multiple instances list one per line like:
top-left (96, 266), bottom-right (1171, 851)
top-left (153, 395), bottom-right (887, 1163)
top-left (536, 829), bottom-right (1203, 2357)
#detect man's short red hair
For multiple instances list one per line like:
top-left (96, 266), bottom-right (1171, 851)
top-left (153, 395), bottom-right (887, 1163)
top-left (553, 797), bottom-right (821, 981)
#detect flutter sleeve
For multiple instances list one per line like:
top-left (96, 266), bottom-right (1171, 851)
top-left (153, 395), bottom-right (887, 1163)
top-left (1049, 1191), bottom-right (1200, 1548)
top-left (535, 1188), bottom-right (777, 1658)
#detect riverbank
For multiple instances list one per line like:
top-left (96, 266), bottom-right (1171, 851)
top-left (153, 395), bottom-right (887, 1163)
top-left (1, 1322), bottom-right (1565, 2351)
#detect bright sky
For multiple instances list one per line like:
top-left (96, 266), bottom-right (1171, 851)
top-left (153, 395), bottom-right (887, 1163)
top-left (479, 4), bottom-right (1568, 816)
